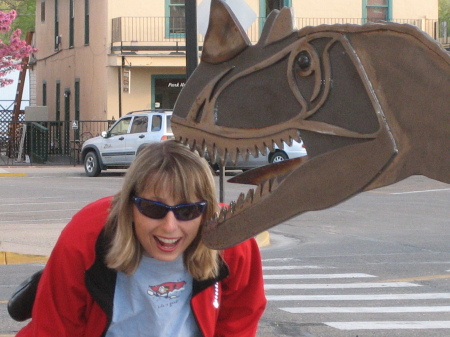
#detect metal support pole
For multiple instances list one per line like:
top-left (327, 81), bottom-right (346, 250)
top-left (185, 0), bottom-right (198, 79)
top-left (219, 164), bottom-right (225, 203)
top-left (185, 1), bottom-right (225, 202)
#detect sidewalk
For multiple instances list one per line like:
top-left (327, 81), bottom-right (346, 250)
top-left (0, 165), bottom-right (270, 265)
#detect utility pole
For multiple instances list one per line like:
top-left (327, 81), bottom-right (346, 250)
top-left (184, 1), bottom-right (225, 202)
top-left (185, 0), bottom-right (198, 79)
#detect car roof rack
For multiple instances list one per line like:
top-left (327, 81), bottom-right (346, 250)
top-left (126, 109), bottom-right (172, 115)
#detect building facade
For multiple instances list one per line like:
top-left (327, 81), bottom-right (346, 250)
top-left (32, 0), bottom-right (439, 122)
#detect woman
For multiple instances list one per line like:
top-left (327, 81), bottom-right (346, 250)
top-left (16, 140), bottom-right (266, 337)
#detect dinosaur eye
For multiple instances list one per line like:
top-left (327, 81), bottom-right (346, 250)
top-left (296, 51), bottom-right (311, 71)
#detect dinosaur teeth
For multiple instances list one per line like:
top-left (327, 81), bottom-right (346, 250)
top-left (236, 193), bottom-right (245, 209)
top-left (228, 148), bottom-right (240, 165)
top-left (274, 138), bottom-right (284, 149)
top-left (218, 206), bottom-right (228, 222)
top-left (229, 201), bottom-right (237, 213)
top-left (269, 177), bottom-right (280, 192)
top-left (188, 138), bottom-right (197, 151)
top-left (248, 145), bottom-right (259, 158)
top-left (242, 189), bottom-right (254, 209)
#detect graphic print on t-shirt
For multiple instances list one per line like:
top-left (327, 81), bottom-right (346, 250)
top-left (147, 281), bottom-right (186, 299)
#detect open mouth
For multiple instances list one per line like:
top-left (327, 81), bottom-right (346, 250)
top-left (176, 119), bottom-right (395, 251)
top-left (154, 236), bottom-right (181, 251)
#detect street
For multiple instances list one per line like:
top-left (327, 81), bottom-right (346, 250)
top-left (0, 167), bottom-right (449, 336)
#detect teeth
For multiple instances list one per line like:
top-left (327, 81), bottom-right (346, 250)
top-left (157, 237), bottom-right (179, 244)
top-left (236, 193), bottom-right (245, 208)
top-left (242, 189), bottom-right (254, 209)
top-left (229, 201), bottom-right (236, 213)
top-left (188, 138), bottom-right (197, 151)
top-left (175, 131), bottom-right (299, 223)
top-left (274, 139), bottom-right (284, 149)
top-left (218, 207), bottom-right (228, 222)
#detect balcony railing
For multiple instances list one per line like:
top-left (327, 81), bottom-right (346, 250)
top-left (111, 16), bottom-right (450, 54)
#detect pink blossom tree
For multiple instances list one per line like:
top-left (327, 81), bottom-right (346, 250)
top-left (0, 10), bottom-right (36, 87)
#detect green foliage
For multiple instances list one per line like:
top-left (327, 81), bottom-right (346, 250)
top-left (440, 0), bottom-right (450, 22)
top-left (0, 0), bottom-right (35, 41)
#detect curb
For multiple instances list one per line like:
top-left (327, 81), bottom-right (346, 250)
top-left (0, 173), bottom-right (27, 177)
top-left (0, 251), bottom-right (48, 265)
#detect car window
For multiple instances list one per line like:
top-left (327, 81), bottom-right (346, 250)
top-left (109, 117), bottom-right (131, 136)
top-left (151, 115), bottom-right (162, 132)
top-left (166, 115), bottom-right (172, 133)
top-left (130, 116), bottom-right (148, 133)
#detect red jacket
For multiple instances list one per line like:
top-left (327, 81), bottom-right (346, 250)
top-left (16, 197), bottom-right (266, 337)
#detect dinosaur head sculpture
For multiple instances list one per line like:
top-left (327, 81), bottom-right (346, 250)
top-left (172, 0), bottom-right (450, 249)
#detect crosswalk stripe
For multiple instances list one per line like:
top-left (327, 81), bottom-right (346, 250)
top-left (264, 273), bottom-right (376, 280)
top-left (266, 292), bottom-right (450, 301)
top-left (325, 321), bottom-right (450, 330)
top-left (263, 265), bottom-right (324, 270)
top-left (282, 306), bottom-right (450, 313)
top-left (264, 282), bottom-right (420, 290)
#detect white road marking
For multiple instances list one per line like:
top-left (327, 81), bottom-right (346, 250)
top-left (263, 265), bottom-right (324, 270)
top-left (325, 321), bottom-right (450, 330)
top-left (266, 292), bottom-right (450, 301)
top-left (264, 273), bottom-right (376, 280)
top-left (391, 188), bottom-right (450, 195)
top-left (282, 306), bottom-right (450, 314)
top-left (264, 282), bottom-right (420, 290)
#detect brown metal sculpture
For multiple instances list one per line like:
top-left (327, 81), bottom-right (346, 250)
top-left (172, 0), bottom-right (450, 249)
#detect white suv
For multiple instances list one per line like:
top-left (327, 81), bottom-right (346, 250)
top-left (81, 110), bottom-right (173, 176)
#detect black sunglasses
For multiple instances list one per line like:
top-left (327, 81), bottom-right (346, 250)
top-left (132, 196), bottom-right (207, 221)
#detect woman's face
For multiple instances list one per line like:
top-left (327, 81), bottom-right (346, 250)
top-left (133, 188), bottom-right (203, 261)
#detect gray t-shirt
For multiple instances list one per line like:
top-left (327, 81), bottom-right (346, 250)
top-left (105, 255), bottom-right (202, 337)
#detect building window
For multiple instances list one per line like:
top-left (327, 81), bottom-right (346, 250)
top-left (56, 81), bottom-right (61, 120)
top-left (69, 0), bottom-right (74, 48)
top-left (166, 0), bottom-right (185, 37)
top-left (42, 82), bottom-right (47, 106)
top-left (74, 80), bottom-right (80, 138)
top-left (54, 0), bottom-right (59, 50)
top-left (152, 75), bottom-right (186, 109)
top-left (41, 0), bottom-right (46, 22)
top-left (84, 0), bottom-right (89, 45)
top-left (363, 0), bottom-right (392, 23)
top-left (260, 0), bottom-right (291, 18)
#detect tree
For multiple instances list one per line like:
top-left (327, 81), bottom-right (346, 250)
top-left (439, 0), bottom-right (450, 37)
top-left (0, 10), bottom-right (36, 87)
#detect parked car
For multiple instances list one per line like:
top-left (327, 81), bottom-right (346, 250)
top-left (210, 139), bottom-right (307, 171)
top-left (81, 110), bottom-right (173, 176)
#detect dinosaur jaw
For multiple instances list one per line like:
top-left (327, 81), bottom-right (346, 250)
top-left (174, 117), bottom-right (396, 250)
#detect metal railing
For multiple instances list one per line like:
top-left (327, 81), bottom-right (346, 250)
top-left (111, 16), bottom-right (450, 53)
top-left (0, 119), bottom-right (113, 166)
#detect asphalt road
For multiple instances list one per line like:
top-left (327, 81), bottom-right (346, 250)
top-left (0, 166), bottom-right (449, 336)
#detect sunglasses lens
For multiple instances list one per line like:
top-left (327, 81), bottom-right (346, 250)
top-left (139, 201), bottom-right (168, 219)
top-left (134, 197), bottom-right (206, 221)
top-left (174, 204), bottom-right (205, 221)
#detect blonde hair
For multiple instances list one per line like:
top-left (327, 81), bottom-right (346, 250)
top-left (104, 140), bottom-right (219, 280)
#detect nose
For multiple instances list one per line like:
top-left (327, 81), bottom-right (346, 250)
top-left (160, 210), bottom-right (179, 233)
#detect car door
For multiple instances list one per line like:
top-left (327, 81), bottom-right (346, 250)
top-left (123, 115), bottom-right (150, 164)
top-left (101, 116), bottom-right (131, 165)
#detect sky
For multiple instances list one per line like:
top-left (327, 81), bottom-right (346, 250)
top-left (0, 69), bottom-right (30, 110)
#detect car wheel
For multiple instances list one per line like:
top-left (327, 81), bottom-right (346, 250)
top-left (84, 151), bottom-right (101, 177)
top-left (270, 151), bottom-right (288, 163)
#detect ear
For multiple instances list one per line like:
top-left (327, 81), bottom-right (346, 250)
top-left (259, 7), bottom-right (295, 45)
top-left (201, 0), bottom-right (250, 64)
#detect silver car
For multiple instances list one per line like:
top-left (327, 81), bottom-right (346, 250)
top-left (81, 110), bottom-right (173, 176)
top-left (210, 139), bottom-right (307, 171)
